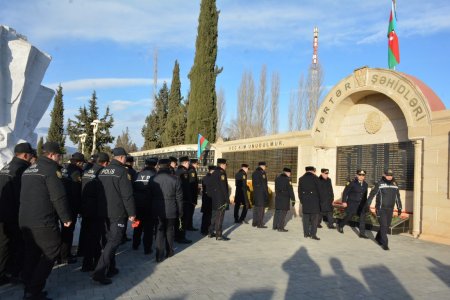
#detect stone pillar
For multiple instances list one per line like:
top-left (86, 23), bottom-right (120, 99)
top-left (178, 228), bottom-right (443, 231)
top-left (413, 139), bottom-right (423, 238)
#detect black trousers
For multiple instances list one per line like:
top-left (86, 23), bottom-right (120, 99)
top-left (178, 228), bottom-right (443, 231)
top-left (339, 202), bottom-right (367, 234)
top-left (77, 217), bottom-right (89, 256)
top-left (82, 218), bottom-right (104, 269)
top-left (155, 217), bottom-right (175, 260)
top-left (201, 209), bottom-right (212, 234)
top-left (93, 219), bottom-right (126, 279)
top-left (60, 218), bottom-right (76, 259)
top-left (302, 213), bottom-right (320, 236)
top-left (318, 211), bottom-right (335, 227)
top-left (21, 226), bottom-right (61, 295)
top-left (188, 202), bottom-right (196, 229)
top-left (252, 206), bottom-right (265, 227)
top-left (234, 202), bottom-right (248, 222)
top-left (0, 222), bottom-right (23, 278)
top-left (376, 209), bottom-right (393, 247)
top-left (209, 209), bottom-right (225, 236)
top-left (132, 216), bottom-right (155, 252)
top-left (273, 210), bottom-right (288, 230)
top-left (175, 203), bottom-right (190, 240)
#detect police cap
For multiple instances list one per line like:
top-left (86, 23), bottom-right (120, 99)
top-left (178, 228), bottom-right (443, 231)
top-left (158, 158), bottom-right (170, 167)
top-left (305, 166), bottom-right (316, 172)
top-left (42, 141), bottom-right (63, 154)
top-left (283, 167), bottom-right (291, 173)
top-left (145, 157), bottom-right (158, 166)
top-left (179, 156), bottom-right (189, 163)
top-left (169, 156), bottom-right (178, 163)
top-left (356, 169), bottom-right (366, 175)
top-left (241, 163), bottom-right (249, 168)
top-left (71, 152), bottom-right (85, 162)
top-left (384, 169), bottom-right (394, 176)
top-left (258, 161), bottom-right (267, 166)
top-left (126, 155), bottom-right (134, 163)
top-left (112, 147), bottom-right (128, 157)
top-left (14, 142), bottom-right (34, 154)
top-left (97, 152), bottom-right (110, 163)
top-left (321, 168), bottom-right (329, 174)
top-left (208, 165), bottom-right (216, 171)
top-left (217, 158), bottom-right (227, 165)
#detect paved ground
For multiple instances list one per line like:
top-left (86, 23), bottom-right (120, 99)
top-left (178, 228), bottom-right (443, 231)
top-left (1, 204), bottom-right (450, 300)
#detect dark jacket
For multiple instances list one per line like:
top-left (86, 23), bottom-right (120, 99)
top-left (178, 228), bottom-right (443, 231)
top-left (298, 172), bottom-right (321, 214)
top-left (0, 157), bottom-right (31, 222)
top-left (208, 167), bottom-right (229, 210)
top-left (133, 167), bottom-right (156, 216)
top-left (81, 164), bottom-right (103, 218)
top-left (342, 178), bottom-right (368, 206)
top-left (98, 159), bottom-right (136, 221)
top-left (126, 166), bottom-right (138, 182)
top-left (252, 167), bottom-right (269, 207)
top-left (234, 169), bottom-right (249, 206)
top-left (149, 168), bottom-right (183, 219)
top-left (367, 177), bottom-right (402, 211)
top-left (318, 175), bottom-right (334, 212)
top-left (176, 166), bottom-right (192, 204)
top-left (61, 163), bottom-right (83, 218)
top-left (188, 166), bottom-right (199, 205)
top-left (19, 156), bottom-right (71, 228)
top-left (275, 173), bottom-right (295, 211)
top-left (201, 173), bottom-right (213, 213)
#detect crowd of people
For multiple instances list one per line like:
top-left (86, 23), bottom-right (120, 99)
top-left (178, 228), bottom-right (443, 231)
top-left (0, 141), bottom-right (403, 300)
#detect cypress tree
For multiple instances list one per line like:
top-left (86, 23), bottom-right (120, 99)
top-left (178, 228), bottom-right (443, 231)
top-left (37, 136), bottom-right (44, 157)
top-left (47, 85), bottom-right (66, 153)
top-left (163, 60), bottom-right (186, 146)
top-left (185, 0), bottom-right (222, 143)
top-left (141, 83), bottom-right (169, 149)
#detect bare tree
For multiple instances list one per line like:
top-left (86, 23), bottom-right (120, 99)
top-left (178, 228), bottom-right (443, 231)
top-left (288, 90), bottom-right (295, 131)
top-left (255, 65), bottom-right (267, 136)
top-left (216, 88), bottom-right (225, 139)
top-left (305, 62), bottom-right (324, 129)
top-left (270, 71), bottom-right (280, 134)
top-left (236, 70), bottom-right (255, 139)
top-left (296, 74), bottom-right (306, 130)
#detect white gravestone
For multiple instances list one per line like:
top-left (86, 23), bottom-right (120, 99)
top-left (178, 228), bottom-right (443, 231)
top-left (0, 25), bottom-right (54, 168)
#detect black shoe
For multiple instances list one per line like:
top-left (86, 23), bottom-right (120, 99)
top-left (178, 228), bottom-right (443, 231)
top-left (106, 268), bottom-right (119, 278)
top-left (92, 276), bottom-right (112, 285)
top-left (272, 227), bottom-right (277, 230)
top-left (176, 238), bottom-right (192, 244)
top-left (208, 233), bottom-right (216, 238)
top-left (336, 224), bottom-right (344, 233)
top-left (166, 251), bottom-right (174, 258)
top-left (328, 225), bottom-right (336, 229)
top-left (0, 275), bottom-right (10, 286)
top-left (23, 292), bottom-right (51, 300)
top-left (186, 227), bottom-right (198, 231)
top-left (200, 231), bottom-right (208, 236)
top-left (304, 234), bottom-right (310, 238)
top-left (311, 236), bottom-right (320, 240)
top-left (132, 245), bottom-right (139, 250)
top-left (252, 224), bottom-right (257, 227)
top-left (382, 245), bottom-right (390, 251)
top-left (58, 257), bottom-right (77, 265)
top-left (317, 224), bottom-right (323, 228)
top-left (216, 236), bottom-right (230, 241)
top-left (278, 229), bottom-right (288, 232)
top-left (257, 225), bottom-right (268, 229)
top-left (359, 233), bottom-right (369, 239)
top-left (144, 249), bottom-right (153, 255)
top-left (375, 238), bottom-right (383, 246)
top-left (242, 220), bottom-right (249, 224)
top-left (81, 265), bottom-right (94, 272)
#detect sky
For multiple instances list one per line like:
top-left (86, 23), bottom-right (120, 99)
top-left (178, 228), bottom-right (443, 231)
top-left (2, 0), bottom-right (450, 149)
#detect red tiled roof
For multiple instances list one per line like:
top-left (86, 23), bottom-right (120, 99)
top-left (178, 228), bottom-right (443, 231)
top-left (401, 73), bottom-right (446, 111)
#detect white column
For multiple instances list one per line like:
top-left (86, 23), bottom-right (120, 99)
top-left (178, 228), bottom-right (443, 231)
top-left (413, 139), bottom-right (423, 238)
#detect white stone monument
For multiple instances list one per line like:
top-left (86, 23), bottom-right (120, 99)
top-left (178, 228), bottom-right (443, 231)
top-left (0, 25), bottom-right (54, 168)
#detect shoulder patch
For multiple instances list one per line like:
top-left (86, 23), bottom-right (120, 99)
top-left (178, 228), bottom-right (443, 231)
top-left (262, 174), bottom-right (266, 179)
top-left (243, 175), bottom-right (246, 180)
top-left (191, 173), bottom-right (195, 177)
top-left (56, 170), bottom-right (62, 178)
top-left (346, 181), bottom-right (350, 186)
top-left (127, 173), bottom-right (132, 181)
top-left (221, 175), bottom-right (225, 181)
top-left (184, 174), bottom-right (188, 179)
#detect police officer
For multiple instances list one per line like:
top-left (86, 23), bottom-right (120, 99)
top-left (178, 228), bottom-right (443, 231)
top-left (298, 166), bottom-right (322, 240)
top-left (19, 142), bottom-right (72, 300)
top-left (200, 166), bottom-right (215, 235)
top-left (169, 156), bottom-right (178, 175)
top-left (187, 158), bottom-right (199, 231)
top-left (208, 159), bottom-right (230, 240)
top-left (318, 168), bottom-right (336, 229)
top-left (252, 162), bottom-right (269, 228)
top-left (174, 156), bottom-right (192, 244)
top-left (234, 163), bottom-right (250, 224)
top-left (0, 142), bottom-right (33, 285)
top-left (337, 169), bottom-right (369, 238)
top-left (367, 169), bottom-right (402, 250)
top-left (149, 159), bottom-right (183, 262)
top-left (80, 152), bottom-right (109, 272)
top-left (132, 157), bottom-right (157, 254)
top-left (92, 147), bottom-right (136, 285)
top-left (125, 155), bottom-right (138, 181)
top-left (59, 152), bottom-right (85, 264)
top-left (273, 168), bottom-right (295, 232)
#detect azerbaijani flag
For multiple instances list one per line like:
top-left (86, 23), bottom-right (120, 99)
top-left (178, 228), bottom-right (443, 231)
top-left (388, 0), bottom-right (400, 69)
top-left (197, 134), bottom-right (209, 159)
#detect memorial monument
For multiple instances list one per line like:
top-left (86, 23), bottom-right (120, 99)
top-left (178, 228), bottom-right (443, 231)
top-left (0, 25), bottom-right (54, 168)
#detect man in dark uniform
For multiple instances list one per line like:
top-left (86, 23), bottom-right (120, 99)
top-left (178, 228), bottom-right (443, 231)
top-left (80, 152), bottom-right (109, 272)
top-left (234, 163), bottom-right (250, 224)
top-left (208, 159), bottom-right (230, 240)
top-left (92, 147), bottom-right (136, 285)
top-left (59, 152), bottom-right (85, 264)
top-left (174, 156), bottom-right (192, 244)
top-left (187, 158), bottom-right (199, 231)
top-left (273, 168), bottom-right (295, 232)
top-left (132, 157), bottom-right (157, 254)
top-left (298, 166), bottom-right (322, 240)
top-left (200, 166), bottom-right (215, 235)
top-left (0, 143), bottom-right (33, 285)
top-left (169, 156), bottom-right (178, 175)
top-left (125, 155), bottom-right (138, 181)
top-left (252, 162), bottom-right (269, 228)
top-left (149, 159), bottom-right (183, 262)
top-left (318, 168), bottom-right (336, 229)
top-left (337, 169), bottom-right (369, 238)
top-left (367, 169), bottom-right (402, 250)
top-left (19, 141), bottom-right (72, 300)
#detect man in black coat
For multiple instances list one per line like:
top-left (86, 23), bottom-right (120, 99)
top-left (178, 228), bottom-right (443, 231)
top-left (337, 169), bottom-right (369, 238)
top-left (80, 152), bottom-right (109, 272)
top-left (187, 158), bottom-right (199, 231)
top-left (0, 143), bottom-right (33, 285)
top-left (208, 159), bottom-right (230, 240)
top-left (318, 168), bottom-right (335, 229)
top-left (200, 166), bottom-right (215, 235)
top-left (298, 166), bottom-right (322, 240)
top-left (132, 157), bottom-right (157, 254)
top-left (234, 163), bottom-right (249, 224)
top-left (169, 156), bottom-right (177, 175)
top-left (149, 159), bottom-right (183, 262)
top-left (59, 152), bottom-right (85, 264)
top-left (19, 142), bottom-right (72, 299)
top-left (92, 147), bottom-right (136, 285)
top-left (174, 156), bottom-right (192, 244)
top-left (273, 168), bottom-right (295, 232)
top-left (252, 162), bottom-right (269, 228)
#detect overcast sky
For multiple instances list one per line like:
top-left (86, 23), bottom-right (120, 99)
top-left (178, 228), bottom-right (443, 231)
top-left (2, 0), bottom-right (450, 148)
